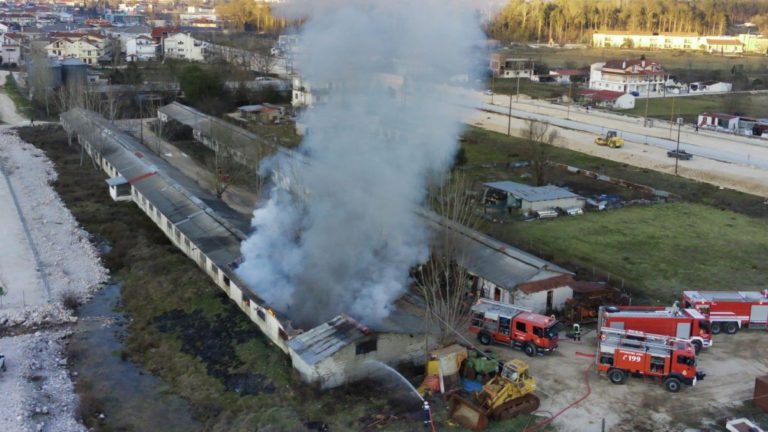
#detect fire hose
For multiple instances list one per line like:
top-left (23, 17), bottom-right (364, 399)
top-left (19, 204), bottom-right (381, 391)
top-left (524, 363), bottom-right (592, 432)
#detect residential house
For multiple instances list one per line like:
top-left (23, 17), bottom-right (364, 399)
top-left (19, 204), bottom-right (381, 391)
top-left (698, 113), bottom-right (739, 130)
top-left (1, 32), bottom-right (25, 66)
top-left (162, 32), bottom-right (207, 61)
top-left (490, 54), bottom-right (534, 78)
top-left (0, 12), bottom-right (36, 27)
top-left (237, 104), bottom-right (283, 123)
top-left (588, 58), bottom-right (667, 96)
top-left (292, 76), bottom-right (330, 107)
top-left (125, 35), bottom-right (157, 61)
top-left (578, 89), bottom-right (636, 109)
top-left (46, 32), bottom-right (112, 65)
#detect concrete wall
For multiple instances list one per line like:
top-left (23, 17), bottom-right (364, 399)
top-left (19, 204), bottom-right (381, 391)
top-left (521, 197), bottom-right (584, 214)
top-left (290, 332), bottom-right (430, 389)
top-left (515, 286), bottom-right (573, 314)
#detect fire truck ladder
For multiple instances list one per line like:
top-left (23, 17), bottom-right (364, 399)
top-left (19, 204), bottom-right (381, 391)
top-left (598, 327), bottom-right (682, 358)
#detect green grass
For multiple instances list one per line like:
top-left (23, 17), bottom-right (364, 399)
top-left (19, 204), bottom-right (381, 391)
top-left (490, 78), bottom-right (569, 99)
top-left (504, 46), bottom-right (768, 73)
top-left (620, 93), bottom-right (768, 122)
top-left (3, 73), bottom-right (29, 119)
top-left (483, 203), bottom-right (768, 303)
top-left (461, 126), bottom-right (768, 218)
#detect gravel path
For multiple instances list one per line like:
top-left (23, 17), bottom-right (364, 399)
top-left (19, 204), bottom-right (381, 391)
top-left (0, 331), bottom-right (86, 432)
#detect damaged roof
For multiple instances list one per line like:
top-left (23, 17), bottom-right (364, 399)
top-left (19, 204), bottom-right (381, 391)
top-left (485, 181), bottom-right (583, 202)
top-left (421, 210), bottom-right (571, 291)
top-left (288, 314), bottom-right (370, 365)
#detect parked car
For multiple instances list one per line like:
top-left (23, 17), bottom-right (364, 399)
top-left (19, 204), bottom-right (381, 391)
top-left (667, 149), bottom-right (693, 160)
top-left (484, 90), bottom-right (494, 95)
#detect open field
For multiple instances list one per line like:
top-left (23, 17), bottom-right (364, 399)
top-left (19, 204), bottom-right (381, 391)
top-left (620, 93), bottom-right (768, 122)
top-left (461, 126), bottom-right (768, 302)
top-left (461, 127), bottom-right (768, 218)
top-left (503, 46), bottom-right (768, 74)
top-left (484, 203), bottom-right (768, 302)
top-left (490, 78), bottom-right (569, 99)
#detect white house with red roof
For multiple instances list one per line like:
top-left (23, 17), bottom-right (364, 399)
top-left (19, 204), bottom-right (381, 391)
top-left (698, 113), bottom-right (740, 131)
top-left (126, 34), bottom-right (157, 62)
top-left (1, 32), bottom-right (24, 65)
top-left (589, 58), bottom-right (668, 97)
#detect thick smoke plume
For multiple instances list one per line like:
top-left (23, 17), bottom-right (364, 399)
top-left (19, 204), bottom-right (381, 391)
top-left (238, 0), bottom-right (484, 327)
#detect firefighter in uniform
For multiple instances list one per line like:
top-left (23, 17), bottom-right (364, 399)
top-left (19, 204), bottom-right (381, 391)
top-left (572, 323), bottom-right (581, 342)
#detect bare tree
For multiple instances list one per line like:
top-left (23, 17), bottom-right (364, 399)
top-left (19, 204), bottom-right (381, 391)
top-left (251, 44), bottom-right (277, 77)
top-left (205, 121), bottom-right (260, 198)
top-left (102, 88), bottom-right (123, 123)
top-left (523, 119), bottom-right (559, 186)
top-left (27, 48), bottom-right (54, 116)
top-left (416, 173), bottom-right (478, 345)
top-left (56, 80), bottom-right (99, 113)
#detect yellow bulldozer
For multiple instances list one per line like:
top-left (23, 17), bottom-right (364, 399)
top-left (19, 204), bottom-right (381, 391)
top-left (595, 130), bottom-right (624, 148)
top-left (449, 359), bottom-right (540, 431)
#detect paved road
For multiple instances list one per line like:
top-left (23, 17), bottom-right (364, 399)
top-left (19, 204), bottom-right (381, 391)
top-left (479, 99), bottom-right (768, 170)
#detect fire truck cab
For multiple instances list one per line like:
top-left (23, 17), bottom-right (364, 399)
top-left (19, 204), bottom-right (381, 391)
top-left (469, 299), bottom-right (559, 357)
top-left (597, 328), bottom-right (705, 392)
top-left (598, 305), bottom-right (711, 353)
top-left (682, 290), bottom-right (768, 335)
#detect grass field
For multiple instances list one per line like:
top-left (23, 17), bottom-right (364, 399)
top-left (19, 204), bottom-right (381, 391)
top-left (504, 46), bottom-right (768, 73)
top-left (460, 126), bottom-right (768, 302)
top-left (483, 203), bottom-right (768, 303)
top-left (620, 93), bottom-right (768, 122)
top-left (490, 77), bottom-right (569, 99)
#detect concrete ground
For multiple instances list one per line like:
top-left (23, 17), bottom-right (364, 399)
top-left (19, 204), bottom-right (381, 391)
top-left (472, 329), bottom-right (768, 431)
top-left (465, 92), bottom-right (768, 197)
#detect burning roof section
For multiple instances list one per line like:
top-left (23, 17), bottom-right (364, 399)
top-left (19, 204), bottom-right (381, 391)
top-left (287, 314), bottom-right (371, 366)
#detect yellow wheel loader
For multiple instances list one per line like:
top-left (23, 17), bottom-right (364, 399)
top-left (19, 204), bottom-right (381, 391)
top-left (595, 130), bottom-right (624, 148)
top-left (449, 359), bottom-right (540, 431)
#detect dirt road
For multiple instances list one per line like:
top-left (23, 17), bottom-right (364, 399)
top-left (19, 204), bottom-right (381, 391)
top-left (0, 71), bottom-right (26, 125)
top-left (478, 330), bottom-right (768, 431)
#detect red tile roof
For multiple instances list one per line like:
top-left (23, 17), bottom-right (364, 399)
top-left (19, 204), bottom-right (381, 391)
top-left (517, 274), bottom-right (574, 294)
top-left (706, 38), bottom-right (742, 45)
top-left (578, 89), bottom-right (628, 102)
top-left (151, 26), bottom-right (180, 38)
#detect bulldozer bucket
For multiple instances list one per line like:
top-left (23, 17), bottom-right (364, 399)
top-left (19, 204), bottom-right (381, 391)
top-left (449, 394), bottom-right (490, 431)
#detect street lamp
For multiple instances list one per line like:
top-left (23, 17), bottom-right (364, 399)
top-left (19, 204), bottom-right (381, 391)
top-left (675, 117), bottom-right (683, 176)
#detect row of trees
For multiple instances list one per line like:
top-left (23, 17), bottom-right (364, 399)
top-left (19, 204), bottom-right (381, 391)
top-left (217, 0), bottom-right (296, 33)
top-left (489, 0), bottom-right (768, 43)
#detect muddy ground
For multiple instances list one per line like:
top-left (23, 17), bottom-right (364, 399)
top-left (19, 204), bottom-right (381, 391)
top-left (475, 328), bottom-right (768, 431)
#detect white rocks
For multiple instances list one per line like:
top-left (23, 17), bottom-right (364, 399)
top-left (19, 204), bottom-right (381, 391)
top-left (0, 331), bottom-right (86, 432)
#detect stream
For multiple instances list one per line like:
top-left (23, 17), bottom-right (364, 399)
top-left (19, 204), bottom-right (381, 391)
top-left (69, 283), bottom-right (201, 431)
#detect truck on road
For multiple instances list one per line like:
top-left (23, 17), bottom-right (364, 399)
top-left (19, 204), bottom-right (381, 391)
top-left (598, 305), bottom-right (712, 353)
top-left (597, 327), bottom-right (705, 392)
top-left (682, 290), bottom-right (768, 335)
top-left (469, 299), bottom-right (560, 357)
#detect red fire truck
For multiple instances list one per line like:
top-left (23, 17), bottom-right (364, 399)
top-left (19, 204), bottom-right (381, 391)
top-left (682, 290), bottom-right (768, 335)
top-left (597, 327), bottom-right (705, 392)
top-left (469, 299), bottom-right (559, 357)
top-left (598, 305), bottom-right (712, 353)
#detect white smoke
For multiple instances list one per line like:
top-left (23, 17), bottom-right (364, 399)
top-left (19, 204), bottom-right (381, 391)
top-left (238, 0), bottom-right (485, 327)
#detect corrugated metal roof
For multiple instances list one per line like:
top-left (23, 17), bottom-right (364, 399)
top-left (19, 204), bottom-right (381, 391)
top-left (60, 108), bottom-right (251, 284)
top-left (484, 181), bottom-right (583, 203)
top-left (420, 210), bottom-right (571, 290)
top-left (288, 314), bottom-right (369, 366)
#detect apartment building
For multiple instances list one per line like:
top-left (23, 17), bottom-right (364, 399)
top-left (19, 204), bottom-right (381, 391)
top-left (592, 31), bottom-right (768, 55)
top-left (46, 32), bottom-right (112, 65)
top-left (162, 32), bottom-right (207, 61)
top-left (589, 58), bottom-right (667, 96)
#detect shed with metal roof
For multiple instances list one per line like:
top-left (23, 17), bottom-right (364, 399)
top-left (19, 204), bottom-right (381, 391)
top-left (483, 181), bottom-right (585, 215)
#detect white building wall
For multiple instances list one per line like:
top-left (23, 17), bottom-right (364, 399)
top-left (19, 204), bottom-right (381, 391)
top-left (514, 286), bottom-right (573, 314)
top-left (291, 333), bottom-right (430, 389)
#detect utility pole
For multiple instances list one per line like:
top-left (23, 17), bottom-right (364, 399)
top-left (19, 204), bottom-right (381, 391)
top-left (515, 60), bottom-right (522, 102)
top-left (491, 72), bottom-right (495, 105)
top-left (507, 91), bottom-right (513, 136)
top-left (566, 81), bottom-right (573, 119)
top-left (643, 75), bottom-right (651, 127)
top-left (675, 117), bottom-right (683, 176)
top-left (668, 95), bottom-right (676, 139)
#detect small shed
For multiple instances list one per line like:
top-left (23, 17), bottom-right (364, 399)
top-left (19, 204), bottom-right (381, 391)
top-left (548, 69), bottom-right (587, 84)
top-left (287, 314), bottom-right (428, 389)
top-left (105, 176), bottom-right (131, 201)
top-left (698, 112), bottom-right (739, 130)
top-left (578, 89), bottom-right (635, 109)
top-left (483, 181), bottom-right (585, 216)
top-left (237, 104), bottom-right (283, 123)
